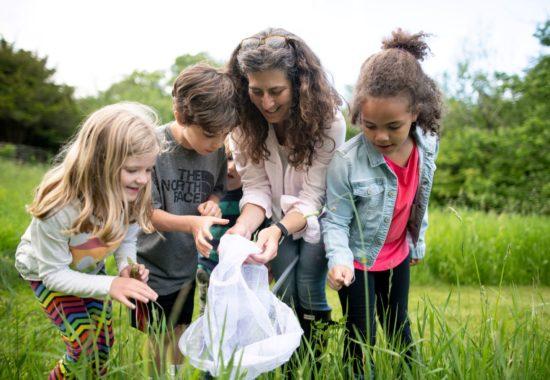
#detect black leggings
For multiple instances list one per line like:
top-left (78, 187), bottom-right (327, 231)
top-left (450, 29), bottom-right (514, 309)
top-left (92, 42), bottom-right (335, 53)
top-left (338, 257), bottom-right (412, 368)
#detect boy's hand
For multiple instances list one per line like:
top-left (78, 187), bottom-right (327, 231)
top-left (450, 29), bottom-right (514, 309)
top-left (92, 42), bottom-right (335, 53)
top-left (109, 277), bottom-right (158, 309)
top-left (225, 223), bottom-right (252, 240)
top-left (120, 263), bottom-right (149, 283)
top-left (198, 200), bottom-right (222, 218)
top-left (327, 265), bottom-right (354, 291)
top-left (191, 216), bottom-right (229, 257)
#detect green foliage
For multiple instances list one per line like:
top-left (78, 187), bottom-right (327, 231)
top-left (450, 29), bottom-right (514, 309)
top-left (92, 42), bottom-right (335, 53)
top-left (0, 143), bottom-right (16, 159)
top-left (534, 19), bottom-right (550, 47)
top-left (2, 158), bottom-right (547, 290)
top-left (431, 19), bottom-right (550, 214)
top-left (0, 38), bottom-right (80, 151)
top-left (417, 208), bottom-right (550, 286)
top-left (170, 52), bottom-right (222, 83)
top-left (433, 117), bottom-right (550, 214)
top-left (341, 107), bottom-right (361, 140)
top-left (78, 52), bottom-right (221, 125)
top-left (78, 70), bottom-right (173, 124)
top-left (1, 280), bottom-right (548, 378)
top-left (0, 158), bottom-right (548, 378)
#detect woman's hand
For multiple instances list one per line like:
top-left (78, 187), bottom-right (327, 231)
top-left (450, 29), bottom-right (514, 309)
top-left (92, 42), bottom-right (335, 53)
top-left (198, 200), bottom-right (222, 218)
top-left (327, 265), bottom-right (354, 291)
top-left (248, 225), bottom-right (282, 264)
top-left (109, 277), bottom-right (158, 309)
top-left (119, 263), bottom-right (149, 283)
top-left (190, 216), bottom-right (229, 257)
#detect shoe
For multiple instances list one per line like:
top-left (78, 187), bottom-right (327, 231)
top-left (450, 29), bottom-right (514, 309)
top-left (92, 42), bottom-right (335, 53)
top-left (297, 307), bottom-right (333, 339)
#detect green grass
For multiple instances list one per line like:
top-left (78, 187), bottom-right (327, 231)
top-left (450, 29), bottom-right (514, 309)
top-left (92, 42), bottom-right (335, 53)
top-left (420, 208), bottom-right (550, 286)
top-left (2, 283), bottom-right (548, 379)
top-left (1, 158), bottom-right (548, 287)
top-left (1, 157), bottom-right (549, 378)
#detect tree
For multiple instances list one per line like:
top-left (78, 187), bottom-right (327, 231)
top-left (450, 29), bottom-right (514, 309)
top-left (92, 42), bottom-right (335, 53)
top-left (432, 19), bottom-right (550, 214)
top-left (78, 70), bottom-right (173, 123)
top-left (0, 38), bottom-right (80, 150)
top-left (170, 52), bottom-right (222, 83)
top-left (78, 52), bottom-right (223, 124)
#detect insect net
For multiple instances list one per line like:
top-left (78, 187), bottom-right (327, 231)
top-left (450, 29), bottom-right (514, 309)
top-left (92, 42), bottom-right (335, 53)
top-left (179, 234), bottom-right (302, 379)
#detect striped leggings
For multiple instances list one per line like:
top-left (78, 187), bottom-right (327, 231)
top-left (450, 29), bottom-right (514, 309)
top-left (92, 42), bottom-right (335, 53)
top-left (30, 281), bottom-right (114, 379)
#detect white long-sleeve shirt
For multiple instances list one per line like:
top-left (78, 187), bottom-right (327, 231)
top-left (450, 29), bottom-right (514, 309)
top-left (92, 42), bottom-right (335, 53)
top-left (230, 111), bottom-right (346, 243)
top-left (15, 204), bottom-right (139, 298)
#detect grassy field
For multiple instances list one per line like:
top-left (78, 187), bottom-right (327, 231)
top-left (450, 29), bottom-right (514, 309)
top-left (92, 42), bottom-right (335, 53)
top-left (1, 157), bottom-right (549, 379)
top-left (2, 283), bottom-right (548, 379)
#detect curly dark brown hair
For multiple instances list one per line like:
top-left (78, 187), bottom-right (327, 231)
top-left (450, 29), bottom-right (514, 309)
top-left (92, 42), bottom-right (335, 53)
top-left (350, 29), bottom-right (443, 136)
top-left (228, 28), bottom-right (342, 168)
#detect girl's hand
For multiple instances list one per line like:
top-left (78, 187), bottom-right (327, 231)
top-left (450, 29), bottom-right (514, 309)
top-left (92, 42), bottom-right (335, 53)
top-left (248, 225), bottom-right (281, 264)
top-left (190, 216), bottom-right (229, 257)
top-left (225, 222), bottom-right (252, 240)
top-left (109, 277), bottom-right (158, 309)
top-left (120, 264), bottom-right (149, 283)
top-left (198, 200), bottom-right (222, 218)
top-left (328, 265), bottom-right (354, 291)
top-left (410, 258), bottom-right (422, 266)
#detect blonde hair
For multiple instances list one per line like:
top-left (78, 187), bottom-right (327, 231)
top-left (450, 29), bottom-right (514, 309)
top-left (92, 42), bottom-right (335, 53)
top-left (27, 102), bottom-right (162, 244)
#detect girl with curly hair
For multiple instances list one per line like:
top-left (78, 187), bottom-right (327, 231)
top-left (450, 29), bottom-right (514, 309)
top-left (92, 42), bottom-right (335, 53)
top-left (322, 29), bottom-right (443, 377)
top-left (226, 27), bottom-right (346, 336)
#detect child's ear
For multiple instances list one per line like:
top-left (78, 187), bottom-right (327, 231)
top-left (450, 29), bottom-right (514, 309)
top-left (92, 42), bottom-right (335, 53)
top-left (410, 105), bottom-right (419, 119)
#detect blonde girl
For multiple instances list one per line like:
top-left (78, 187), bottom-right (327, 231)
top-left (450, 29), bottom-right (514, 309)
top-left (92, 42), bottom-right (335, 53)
top-left (15, 102), bottom-right (160, 379)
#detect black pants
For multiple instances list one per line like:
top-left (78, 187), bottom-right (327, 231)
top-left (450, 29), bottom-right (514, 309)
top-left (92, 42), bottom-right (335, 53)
top-left (338, 257), bottom-right (412, 370)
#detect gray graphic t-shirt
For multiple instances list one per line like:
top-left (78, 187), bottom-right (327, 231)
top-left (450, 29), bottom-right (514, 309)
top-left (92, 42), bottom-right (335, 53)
top-left (137, 124), bottom-right (226, 295)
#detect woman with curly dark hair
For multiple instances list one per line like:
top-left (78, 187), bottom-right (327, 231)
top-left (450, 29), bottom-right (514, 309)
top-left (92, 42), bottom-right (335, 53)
top-left (225, 27), bottom-right (346, 335)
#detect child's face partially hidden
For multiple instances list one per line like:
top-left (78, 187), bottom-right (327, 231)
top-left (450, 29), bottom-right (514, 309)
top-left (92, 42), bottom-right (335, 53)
top-left (175, 123), bottom-right (227, 156)
top-left (360, 95), bottom-right (418, 157)
top-left (120, 153), bottom-right (157, 202)
top-left (227, 156), bottom-right (242, 191)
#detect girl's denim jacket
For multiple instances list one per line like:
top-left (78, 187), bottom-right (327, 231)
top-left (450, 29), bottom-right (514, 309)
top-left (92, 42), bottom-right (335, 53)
top-left (322, 128), bottom-right (439, 270)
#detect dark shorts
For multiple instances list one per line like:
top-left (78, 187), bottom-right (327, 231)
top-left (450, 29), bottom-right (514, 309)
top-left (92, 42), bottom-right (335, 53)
top-left (130, 281), bottom-right (196, 332)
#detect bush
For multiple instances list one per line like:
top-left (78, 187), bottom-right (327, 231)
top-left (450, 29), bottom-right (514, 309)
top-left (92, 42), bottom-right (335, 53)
top-left (0, 143), bottom-right (15, 159)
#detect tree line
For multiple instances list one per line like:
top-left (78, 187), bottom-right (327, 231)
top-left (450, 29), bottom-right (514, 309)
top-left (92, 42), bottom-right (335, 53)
top-left (1, 21), bottom-right (548, 214)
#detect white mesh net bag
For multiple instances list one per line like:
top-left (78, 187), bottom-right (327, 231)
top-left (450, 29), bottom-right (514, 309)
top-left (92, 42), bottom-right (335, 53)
top-left (179, 234), bottom-right (303, 379)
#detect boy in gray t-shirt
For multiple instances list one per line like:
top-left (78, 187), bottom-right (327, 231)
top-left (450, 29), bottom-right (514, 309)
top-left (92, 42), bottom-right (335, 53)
top-left (133, 63), bottom-right (239, 373)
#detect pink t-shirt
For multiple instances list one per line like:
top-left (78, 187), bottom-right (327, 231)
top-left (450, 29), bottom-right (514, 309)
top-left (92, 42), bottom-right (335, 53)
top-left (354, 143), bottom-right (419, 272)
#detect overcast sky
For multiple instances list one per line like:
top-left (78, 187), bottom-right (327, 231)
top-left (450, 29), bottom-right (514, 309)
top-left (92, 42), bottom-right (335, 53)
top-left (1, 0), bottom-right (548, 97)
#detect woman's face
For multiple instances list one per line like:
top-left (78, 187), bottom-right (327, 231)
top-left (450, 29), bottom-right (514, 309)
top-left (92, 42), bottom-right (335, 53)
top-left (247, 69), bottom-right (293, 126)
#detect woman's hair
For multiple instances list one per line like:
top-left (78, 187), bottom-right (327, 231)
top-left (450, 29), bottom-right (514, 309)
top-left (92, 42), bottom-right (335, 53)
top-left (351, 29), bottom-right (443, 136)
top-left (27, 102), bottom-right (162, 244)
top-left (172, 63), bottom-right (239, 135)
top-left (223, 136), bottom-right (234, 160)
top-left (228, 27), bottom-right (342, 169)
